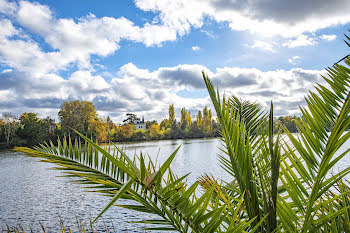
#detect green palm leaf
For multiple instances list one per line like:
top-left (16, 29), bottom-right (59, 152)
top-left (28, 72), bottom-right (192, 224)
top-left (13, 33), bottom-right (350, 233)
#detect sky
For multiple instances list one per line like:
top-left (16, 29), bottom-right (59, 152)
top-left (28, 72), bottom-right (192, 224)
top-left (0, 0), bottom-right (349, 123)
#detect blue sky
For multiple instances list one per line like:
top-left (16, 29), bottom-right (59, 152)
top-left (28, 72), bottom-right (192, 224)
top-left (0, 0), bottom-right (349, 122)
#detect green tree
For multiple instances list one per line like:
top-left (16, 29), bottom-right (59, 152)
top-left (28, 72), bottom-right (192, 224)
top-left (283, 116), bottom-right (297, 132)
top-left (58, 100), bottom-right (98, 136)
top-left (133, 129), bottom-right (148, 141)
top-left (161, 127), bottom-right (171, 139)
top-left (168, 103), bottom-right (175, 125)
top-left (180, 108), bottom-right (186, 124)
top-left (0, 118), bottom-right (4, 143)
top-left (186, 111), bottom-right (192, 126)
top-left (180, 107), bottom-right (192, 127)
top-left (160, 119), bottom-right (169, 129)
top-left (17, 112), bottom-right (50, 146)
top-left (145, 120), bottom-right (157, 129)
top-left (188, 121), bottom-right (204, 138)
top-left (196, 110), bottom-right (202, 126)
top-left (203, 106), bottom-right (208, 118)
top-left (170, 120), bottom-right (182, 139)
top-left (180, 108), bottom-right (191, 136)
top-left (123, 113), bottom-right (139, 124)
top-left (209, 120), bottom-right (220, 137)
top-left (202, 106), bottom-right (212, 135)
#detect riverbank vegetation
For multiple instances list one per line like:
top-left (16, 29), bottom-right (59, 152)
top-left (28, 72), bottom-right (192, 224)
top-left (3, 220), bottom-right (118, 233)
top-left (15, 36), bottom-right (350, 232)
top-left (0, 102), bottom-right (298, 149)
top-left (0, 103), bottom-right (221, 148)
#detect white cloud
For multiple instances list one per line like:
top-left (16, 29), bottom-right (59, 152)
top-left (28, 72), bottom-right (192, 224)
top-left (200, 29), bottom-right (216, 38)
top-left (320, 34), bottom-right (337, 41)
top-left (192, 46), bottom-right (200, 51)
top-left (212, 67), bottom-right (260, 87)
top-left (250, 40), bottom-right (275, 52)
top-left (0, 19), bottom-right (18, 39)
top-left (157, 64), bottom-right (211, 89)
top-left (1, 68), bottom-right (12, 73)
top-left (0, 0), bottom-right (346, 80)
top-left (282, 34), bottom-right (316, 48)
top-left (288, 56), bottom-right (301, 64)
top-left (135, 0), bottom-right (350, 37)
top-left (0, 61), bottom-right (325, 120)
top-left (0, 0), bottom-right (17, 15)
top-left (0, 0), bottom-right (339, 120)
top-left (0, 1), bottom-right (179, 76)
top-left (69, 71), bottom-right (109, 93)
top-left (0, 19), bottom-right (71, 76)
top-left (17, 1), bottom-right (52, 35)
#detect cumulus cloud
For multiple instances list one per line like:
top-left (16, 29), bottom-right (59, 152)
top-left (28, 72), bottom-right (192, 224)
top-left (15, 0), bottom-right (177, 50)
top-left (0, 61), bottom-right (326, 120)
top-left (0, 19), bottom-right (18, 39)
top-left (0, 0), bottom-right (345, 79)
top-left (288, 56), bottom-right (301, 64)
top-left (223, 67), bottom-right (325, 115)
top-left (282, 34), bottom-right (316, 48)
top-left (17, 1), bottom-right (53, 35)
top-left (320, 34), bottom-right (337, 41)
top-left (157, 64), bottom-right (210, 89)
top-left (135, 0), bottom-right (350, 37)
top-left (0, 0), bottom-right (337, 120)
top-left (0, 0), bottom-right (17, 15)
top-left (212, 67), bottom-right (259, 87)
top-left (250, 40), bottom-right (275, 52)
top-left (69, 71), bottom-right (109, 93)
top-left (200, 29), bottom-right (216, 38)
top-left (0, 0), bottom-right (179, 76)
top-left (0, 21), bottom-right (66, 76)
top-left (192, 46), bottom-right (200, 51)
top-left (249, 90), bottom-right (281, 97)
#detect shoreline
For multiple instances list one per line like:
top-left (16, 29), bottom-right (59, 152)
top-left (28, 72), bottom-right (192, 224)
top-left (0, 135), bottom-right (221, 150)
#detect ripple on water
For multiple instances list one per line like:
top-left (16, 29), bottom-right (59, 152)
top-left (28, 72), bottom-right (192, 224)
top-left (0, 138), bottom-right (224, 232)
top-left (1, 137), bottom-right (349, 232)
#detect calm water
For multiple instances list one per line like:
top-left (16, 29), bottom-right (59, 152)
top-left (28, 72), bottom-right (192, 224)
top-left (0, 137), bottom-right (349, 232)
top-left (0, 138), bottom-right (229, 232)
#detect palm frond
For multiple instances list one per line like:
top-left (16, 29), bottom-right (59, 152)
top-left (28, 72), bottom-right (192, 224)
top-left (15, 134), bottom-right (252, 232)
top-left (279, 40), bottom-right (350, 231)
top-left (13, 33), bottom-right (350, 233)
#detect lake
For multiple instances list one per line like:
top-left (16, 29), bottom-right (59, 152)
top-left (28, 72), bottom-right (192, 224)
top-left (0, 136), bottom-right (349, 232)
top-left (0, 138), bottom-right (229, 232)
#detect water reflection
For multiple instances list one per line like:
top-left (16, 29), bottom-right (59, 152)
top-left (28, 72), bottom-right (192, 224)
top-left (1, 136), bottom-right (349, 232)
top-left (0, 138), bottom-right (227, 232)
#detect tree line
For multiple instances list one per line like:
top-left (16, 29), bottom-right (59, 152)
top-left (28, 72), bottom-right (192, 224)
top-left (56, 101), bottom-right (222, 142)
top-left (0, 100), bottom-right (299, 148)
